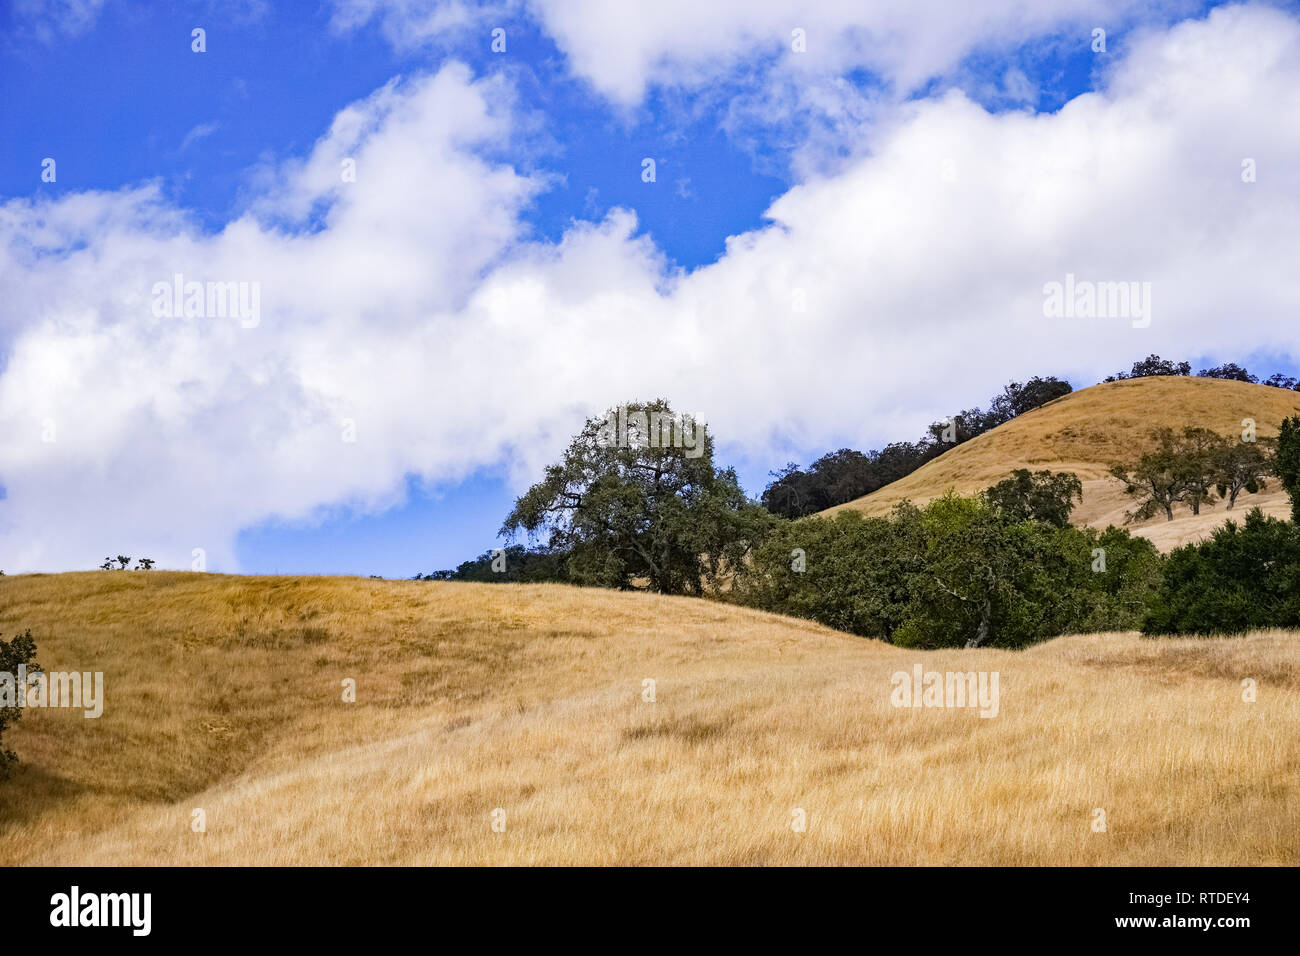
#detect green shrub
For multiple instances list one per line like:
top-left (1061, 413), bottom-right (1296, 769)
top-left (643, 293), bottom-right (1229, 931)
top-left (1142, 508), bottom-right (1300, 635)
top-left (738, 494), bottom-right (1160, 648)
top-left (0, 629), bottom-right (39, 778)
top-left (982, 469), bottom-right (1083, 527)
top-left (419, 544), bottom-right (571, 583)
top-left (738, 509), bottom-right (921, 641)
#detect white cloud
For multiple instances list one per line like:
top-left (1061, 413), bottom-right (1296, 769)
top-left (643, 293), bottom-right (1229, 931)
top-left (0, 65), bottom-right (542, 571)
top-left (333, 0), bottom-right (1198, 106)
top-left (328, 0), bottom-right (511, 49)
top-left (3, 4), bottom-right (1300, 571)
top-left (178, 122), bottom-right (221, 153)
top-left (329, 0), bottom-right (1199, 175)
top-left (11, 0), bottom-right (107, 43)
top-left (524, 0), bottom-right (1155, 104)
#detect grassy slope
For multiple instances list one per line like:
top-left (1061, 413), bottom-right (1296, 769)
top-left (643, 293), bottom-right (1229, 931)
top-left (1, 572), bottom-right (1296, 865)
top-left (824, 377), bottom-right (1300, 550)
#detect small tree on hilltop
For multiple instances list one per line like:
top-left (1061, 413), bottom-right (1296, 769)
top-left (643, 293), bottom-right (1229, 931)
top-left (1197, 363), bottom-right (1258, 383)
top-left (1105, 354), bottom-right (1191, 382)
top-left (986, 377), bottom-right (1073, 423)
top-left (115, 555), bottom-right (131, 570)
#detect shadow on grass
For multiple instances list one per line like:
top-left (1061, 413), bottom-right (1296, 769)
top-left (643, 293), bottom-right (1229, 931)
top-left (0, 760), bottom-right (89, 830)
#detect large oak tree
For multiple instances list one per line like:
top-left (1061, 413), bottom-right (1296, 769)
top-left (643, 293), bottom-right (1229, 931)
top-left (502, 400), bottom-right (774, 594)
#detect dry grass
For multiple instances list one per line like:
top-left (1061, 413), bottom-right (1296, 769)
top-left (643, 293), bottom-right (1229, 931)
top-left (826, 376), bottom-right (1300, 551)
top-left (1, 571), bottom-right (1296, 865)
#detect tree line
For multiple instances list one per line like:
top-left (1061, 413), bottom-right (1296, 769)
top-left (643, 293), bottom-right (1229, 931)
top-left (762, 354), bottom-right (1300, 520)
top-left (416, 385), bottom-right (1300, 644)
top-left (1105, 353), bottom-right (1300, 389)
top-left (416, 406), bottom-right (1162, 648)
top-left (761, 376), bottom-right (1072, 518)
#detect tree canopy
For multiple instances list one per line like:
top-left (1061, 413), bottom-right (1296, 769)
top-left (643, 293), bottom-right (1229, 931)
top-left (739, 494), bottom-right (1159, 649)
top-left (502, 400), bottom-right (774, 594)
top-left (761, 375), bottom-right (1072, 518)
top-left (1143, 509), bottom-right (1300, 634)
top-left (1276, 416), bottom-right (1300, 523)
top-left (982, 469), bottom-right (1083, 528)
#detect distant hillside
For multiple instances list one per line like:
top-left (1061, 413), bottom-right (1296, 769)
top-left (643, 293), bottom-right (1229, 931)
top-left (825, 376), bottom-right (1300, 550)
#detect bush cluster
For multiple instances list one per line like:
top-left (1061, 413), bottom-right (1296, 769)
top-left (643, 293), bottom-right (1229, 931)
top-left (736, 493), bottom-right (1161, 649)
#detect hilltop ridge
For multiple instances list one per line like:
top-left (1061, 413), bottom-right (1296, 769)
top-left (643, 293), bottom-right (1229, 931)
top-left (825, 376), bottom-right (1300, 550)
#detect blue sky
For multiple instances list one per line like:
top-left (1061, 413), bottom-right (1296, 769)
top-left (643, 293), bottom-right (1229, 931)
top-left (0, 4), bottom-right (793, 265)
top-left (0, 2), bottom-right (792, 575)
top-left (2, 0), bottom-right (1299, 575)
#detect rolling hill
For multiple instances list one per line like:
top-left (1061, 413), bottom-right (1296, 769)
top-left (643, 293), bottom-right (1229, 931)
top-left (1, 572), bottom-right (1296, 865)
top-left (825, 376), bottom-right (1300, 551)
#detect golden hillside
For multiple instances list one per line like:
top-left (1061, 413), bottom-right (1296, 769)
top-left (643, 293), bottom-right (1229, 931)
top-left (1, 572), bottom-right (1296, 865)
top-left (826, 376), bottom-right (1300, 550)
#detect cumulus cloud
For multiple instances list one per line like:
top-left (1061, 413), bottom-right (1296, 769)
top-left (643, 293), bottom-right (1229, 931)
top-left (3, 4), bottom-right (1300, 571)
top-left (332, 0), bottom-right (1190, 106)
top-left (0, 65), bottom-right (543, 571)
top-left (524, 0), bottom-right (1174, 104)
top-left (330, 0), bottom-right (1200, 174)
